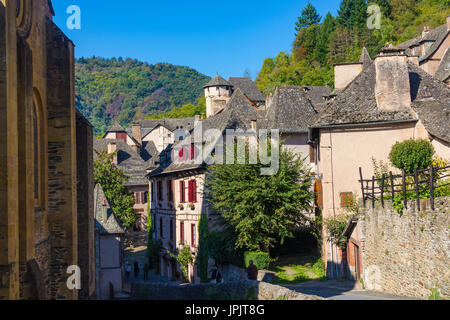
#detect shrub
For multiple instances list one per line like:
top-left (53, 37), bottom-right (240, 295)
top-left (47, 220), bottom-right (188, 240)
top-left (244, 251), bottom-right (272, 270)
top-left (389, 139), bottom-right (435, 174)
top-left (324, 214), bottom-right (353, 248)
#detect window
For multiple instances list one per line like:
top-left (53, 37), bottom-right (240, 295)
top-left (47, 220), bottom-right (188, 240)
top-left (32, 103), bottom-right (39, 199)
top-left (157, 181), bottom-right (162, 201)
top-left (191, 224), bottom-right (196, 247)
top-left (160, 218), bottom-right (164, 238)
top-left (151, 182), bottom-right (155, 202)
top-left (180, 222), bottom-right (185, 244)
top-left (135, 192), bottom-right (140, 204)
top-left (116, 132), bottom-right (127, 143)
top-left (170, 220), bottom-right (174, 241)
top-left (188, 179), bottom-right (197, 203)
top-left (168, 180), bottom-right (173, 202)
top-left (143, 191), bottom-right (148, 204)
top-left (180, 181), bottom-right (186, 203)
top-left (340, 192), bottom-right (354, 208)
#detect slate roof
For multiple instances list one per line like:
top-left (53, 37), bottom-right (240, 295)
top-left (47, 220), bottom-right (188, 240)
top-left (203, 75), bottom-right (231, 88)
top-left (106, 121), bottom-right (126, 133)
top-left (265, 86), bottom-right (318, 132)
top-left (435, 48), bottom-right (450, 82)
top-left (93, 139), bottom-right (149, 186)
top-left (139, 117), bottom-right (196, 138)
top-left (228, 77), bottom-right (266, 103)
top-left (312, 59), bottom-right (450, 143)
top-left (360, 46), bottom-right (373, 68)
top-left (148, 89), bottom-right (260, 178)
top-left (301, 86), bottom-right (331, 111)
top-left (394, 24), bottom-right (449, 62)
top-left (419, 25), bottom-right (449, 63)
top-left (94, 184), bottom-right (125, 235)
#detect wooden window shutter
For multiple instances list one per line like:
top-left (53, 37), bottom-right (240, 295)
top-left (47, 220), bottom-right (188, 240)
top-left (160, 218), bottom-right (163, 238)
top-left (170, 220), bottom-right (174, 241)
top-left (178, 148), bottom-right (184, 161)
top-left (193, 180), bottom-right (197, 203)
top-left (310, 145), bottom-right (316, 163)
top-left (190, 144), bottom-right (195, 160)
top-left (188, 180), bottom-right (192, 203)
top-left (340, 192), bottom-right (354, 208)
top-left (314, 179), bottom-right (323, 209)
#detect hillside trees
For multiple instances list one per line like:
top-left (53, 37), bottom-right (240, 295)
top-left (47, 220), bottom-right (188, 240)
top-left (255, 0), bottom-right (450, 94)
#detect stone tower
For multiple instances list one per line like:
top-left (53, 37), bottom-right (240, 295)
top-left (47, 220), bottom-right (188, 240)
top-left (203, 75), bottom-right (233, 118)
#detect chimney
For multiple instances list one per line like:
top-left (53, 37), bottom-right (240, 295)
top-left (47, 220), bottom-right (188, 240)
top-left (334, 62), bottom-right (363, 90)
top-left (132, 121), bottom-right (142, 145)
top-left (422, 25), bottom-right (430, 38)
top-left (107, 142), bottom-right (118, 165)
top-left (374, 49), bottom-right (411, 112)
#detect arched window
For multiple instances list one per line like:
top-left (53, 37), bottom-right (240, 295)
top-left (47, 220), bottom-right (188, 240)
top-left (32, 102), bottom-right (38, 199)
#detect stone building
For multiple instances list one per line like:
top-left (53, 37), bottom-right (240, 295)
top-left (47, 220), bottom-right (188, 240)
top-left (394, 16), bottom-right (450, 84)
top-left (309, 47), bottom-right (450, 279)
top-left (147, 80), bottom-right (329, 282)
top-left (94, 184), bottom-right (125, 300)
top-left (0, 0), bottom-right (95, 299)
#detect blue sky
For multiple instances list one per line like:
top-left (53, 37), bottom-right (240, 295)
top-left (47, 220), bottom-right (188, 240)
top-left (52, 0), bottom-right (340, 79)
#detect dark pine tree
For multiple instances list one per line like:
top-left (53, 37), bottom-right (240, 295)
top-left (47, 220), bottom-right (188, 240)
top-left (295, 1), bottom-right (322, 34)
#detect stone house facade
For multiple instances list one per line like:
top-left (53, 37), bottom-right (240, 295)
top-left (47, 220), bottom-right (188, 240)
top-left (148, 78), bottom-right (329, 283)
top-left (94, 184), bottom-right (125, 300)
top-left (309, 46), bottom-right (450, 279)
top-left (0, 0), bottom-right (95, 300)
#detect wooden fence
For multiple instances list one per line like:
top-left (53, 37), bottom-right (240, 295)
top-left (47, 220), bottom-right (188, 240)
top-left (359, 165), bottom-right (450, 211)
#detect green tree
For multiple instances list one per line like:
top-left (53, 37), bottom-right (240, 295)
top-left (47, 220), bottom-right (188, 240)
top-left (295, 1), bottom-right (322, 34)
top-left (206, 147), bottom-right (314, 254)
top-left (315, 13), bottom-right (336, 64)
top-left (94, 150), bottom-right (137, 228)
top-left (389, 139), bottom-right (435, 174)
top-left (168, 246), bottom-right (194, 281)
top-left (196, 214), bottom-right (210, 283)
top-left (337, 0), bottom-right (368, 30)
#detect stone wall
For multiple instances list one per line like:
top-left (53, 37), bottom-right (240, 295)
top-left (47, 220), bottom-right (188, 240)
top-left (360, 196), bottom-right (449, 299)
top-left (131, 280), bottom-right (322, 300)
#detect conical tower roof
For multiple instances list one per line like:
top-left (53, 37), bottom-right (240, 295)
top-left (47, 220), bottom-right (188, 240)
top-left (360, 46), bottom-right (373, 68)
top-left (203, 75), bottom-right (232, 88)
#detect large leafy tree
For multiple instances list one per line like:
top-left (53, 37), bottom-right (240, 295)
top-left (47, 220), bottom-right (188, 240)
top-left (94, 150), bottom-right (137, 228)
top-left (295, 1), bottom-right (322, 34)
top-left (206, 147), bottom-right (314, 254)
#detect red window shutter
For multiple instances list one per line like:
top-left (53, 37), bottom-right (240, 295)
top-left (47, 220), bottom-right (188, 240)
top-left (190, 144), bottom-right (195, 160)
top-left (117, 132), bottom-right (127, 143)
top-left (178, 148), bottom-right (184, 161)
top-left (193, 180), bottom-right (197, 203)
top-left (180, 222), bottom-right (184, 243)
top-left (310, 145), bottom-right (316, 163)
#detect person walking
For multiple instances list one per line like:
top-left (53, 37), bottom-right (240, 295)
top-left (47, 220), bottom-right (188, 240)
top-left (133, 261), bottom-right (140, 278)
top-left (247, 260), bottom-right (258, 281)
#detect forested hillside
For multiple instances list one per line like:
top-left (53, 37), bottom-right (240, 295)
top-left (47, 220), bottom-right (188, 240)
top-left (75, 57), bottom-right (210, 136)
top-left (255, 0), bottom-right (450, 94)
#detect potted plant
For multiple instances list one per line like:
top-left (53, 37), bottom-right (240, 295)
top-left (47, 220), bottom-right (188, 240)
top-left (177, 203), bottom-right (184, 210)
top-left (189, 203), bottom-right (195, 210)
